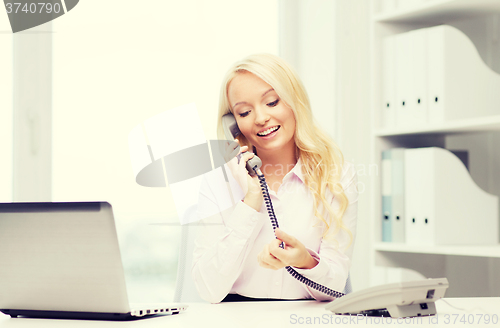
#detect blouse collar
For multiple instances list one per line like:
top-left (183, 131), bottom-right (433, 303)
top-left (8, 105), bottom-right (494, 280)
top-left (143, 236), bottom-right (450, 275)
top-left (288, 157), bottom-right (305, 183)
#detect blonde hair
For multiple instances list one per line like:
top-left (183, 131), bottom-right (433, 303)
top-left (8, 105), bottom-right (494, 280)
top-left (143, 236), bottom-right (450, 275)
top-left (217, 53), bottom-right (351, 245)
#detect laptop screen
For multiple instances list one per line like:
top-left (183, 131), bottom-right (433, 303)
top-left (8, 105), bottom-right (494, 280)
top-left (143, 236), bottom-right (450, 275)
top-left (0, 202), bottom-right (131, 314)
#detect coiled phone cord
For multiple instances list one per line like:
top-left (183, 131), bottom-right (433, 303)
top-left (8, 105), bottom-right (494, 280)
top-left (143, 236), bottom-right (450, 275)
top-left (255, 169), bottom-right (345, 299)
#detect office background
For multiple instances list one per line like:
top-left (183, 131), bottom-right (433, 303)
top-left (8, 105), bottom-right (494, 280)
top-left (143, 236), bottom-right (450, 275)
top-left (1, 0), bottom-right (499, 301)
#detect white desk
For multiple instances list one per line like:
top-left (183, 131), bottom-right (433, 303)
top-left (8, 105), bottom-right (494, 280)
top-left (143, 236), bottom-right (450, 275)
top-left (0, 298), bottom-right (499, 328)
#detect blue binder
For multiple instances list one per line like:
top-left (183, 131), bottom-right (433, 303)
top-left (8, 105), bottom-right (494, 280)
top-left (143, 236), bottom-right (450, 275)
top-left (381, 150), bottom-right (392, 242)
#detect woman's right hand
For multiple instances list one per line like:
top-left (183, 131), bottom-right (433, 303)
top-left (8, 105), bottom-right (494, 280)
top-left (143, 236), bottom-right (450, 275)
top-left (225, 140), bottom-right (263, 211)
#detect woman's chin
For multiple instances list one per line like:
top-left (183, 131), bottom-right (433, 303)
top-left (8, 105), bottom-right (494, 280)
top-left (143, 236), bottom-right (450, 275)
top-left (254, 139), bottom-right (295, 156)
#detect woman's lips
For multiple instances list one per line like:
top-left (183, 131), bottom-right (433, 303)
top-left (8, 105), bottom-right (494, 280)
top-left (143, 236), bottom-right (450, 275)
top-left (257, 126), bottom-right (280, 139)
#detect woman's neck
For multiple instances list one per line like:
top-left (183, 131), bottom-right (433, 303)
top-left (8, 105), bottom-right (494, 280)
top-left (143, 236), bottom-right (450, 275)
top-left (256, 142), bottom-right (298, 178)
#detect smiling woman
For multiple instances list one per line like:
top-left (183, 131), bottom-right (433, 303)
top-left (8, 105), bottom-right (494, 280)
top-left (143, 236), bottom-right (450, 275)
top-left (192, 53), bottom-right (359, 303)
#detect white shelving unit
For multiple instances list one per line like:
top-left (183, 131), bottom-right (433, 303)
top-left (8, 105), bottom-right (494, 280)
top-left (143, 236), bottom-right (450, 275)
top-left (374, 0), bottom-right (500, 23)
top-left (375, 243), bottom-right (500, 258)
top-left (370, 0), bottom-right (500, 297)
top-left (375, 114), bottom-right (500, 136)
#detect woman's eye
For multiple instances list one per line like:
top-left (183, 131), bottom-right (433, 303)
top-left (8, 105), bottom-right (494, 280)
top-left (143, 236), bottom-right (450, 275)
top-left (239, 111), bottom-right (250, 118)
top-left (267, 99), bottom-right (279, 107)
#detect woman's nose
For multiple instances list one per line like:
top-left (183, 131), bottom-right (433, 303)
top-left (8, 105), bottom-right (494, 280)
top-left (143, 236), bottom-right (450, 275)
top-left (254, 107), bottom-right (270, 125)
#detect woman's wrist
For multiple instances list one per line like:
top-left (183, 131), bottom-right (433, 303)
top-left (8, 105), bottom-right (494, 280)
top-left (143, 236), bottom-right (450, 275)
top-left (295, 252), bottom-right (319, 270)
top-left (243, 193), bottom-right (262, 212)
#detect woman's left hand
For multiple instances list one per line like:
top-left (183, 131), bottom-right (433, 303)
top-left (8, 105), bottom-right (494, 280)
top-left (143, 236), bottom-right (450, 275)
top-left (257, 228), bottom-right (319, 270)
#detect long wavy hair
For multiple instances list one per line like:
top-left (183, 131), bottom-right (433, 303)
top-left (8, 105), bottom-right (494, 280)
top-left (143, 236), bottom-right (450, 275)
top-left (217, 53), bottom-right (351, 245)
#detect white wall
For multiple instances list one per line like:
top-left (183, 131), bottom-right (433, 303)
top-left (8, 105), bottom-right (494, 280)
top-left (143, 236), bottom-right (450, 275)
top-left (12, 23), bottom-right (53, 202)
top-left (280, 0), bottom-right (337, 140)
top-left (0, 24), bottom-right (12, 203)
top-left (0, 12), bottom-right (13, 202)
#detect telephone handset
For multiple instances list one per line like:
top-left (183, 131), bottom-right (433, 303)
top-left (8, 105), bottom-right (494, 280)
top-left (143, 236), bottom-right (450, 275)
top-left (221, 113), bottom-right (345, 299)
top-left (221, 114), bottom-right (262, 175)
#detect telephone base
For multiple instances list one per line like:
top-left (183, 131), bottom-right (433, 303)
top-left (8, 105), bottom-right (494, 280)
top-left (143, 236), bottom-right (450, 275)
top-left (338, 302), bottom-right (436, 318)
top-left (385, 302), bottom-right (436, 318)
top-left (326, 278), bottom-right (448, 318)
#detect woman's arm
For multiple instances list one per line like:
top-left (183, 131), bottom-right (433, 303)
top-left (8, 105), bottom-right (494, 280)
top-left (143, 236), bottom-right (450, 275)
top-left (191, 169), bottom-right (266, 303)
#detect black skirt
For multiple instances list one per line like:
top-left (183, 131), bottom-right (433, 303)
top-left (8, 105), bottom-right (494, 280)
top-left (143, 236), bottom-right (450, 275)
top-left (221, 294), bottom-right (314, 302)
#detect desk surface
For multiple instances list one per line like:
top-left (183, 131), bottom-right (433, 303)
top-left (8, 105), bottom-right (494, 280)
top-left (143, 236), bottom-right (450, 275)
top-left (0, 298), bottom-right (499, 328)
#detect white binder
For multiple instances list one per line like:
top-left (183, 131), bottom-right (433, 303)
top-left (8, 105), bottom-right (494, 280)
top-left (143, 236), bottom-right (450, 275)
top-left (404, 147), bottom-right (498, 246)
top-left (408, 28), bottom-right (428, 126)
top-left (427, 25), bottom-right (500, 123)
top-left (427, 26), bottom-right (447, 124)
top-left (395, 32), bottom-right (412, 127)
top-left (390, 148), bottom-right (406, 243)
top-left (404, 148), bottom-right (430, 245)
top-left (382, 35), bottom-right (397, 129)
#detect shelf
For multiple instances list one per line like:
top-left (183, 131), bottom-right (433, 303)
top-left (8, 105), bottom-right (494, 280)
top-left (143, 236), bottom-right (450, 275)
top-left (369, 0), bottom-right (500, 296)
top-left (374, 114), bottom-right (500, 137)
top-left (373, 0), bottom-right (500, 24)
top-left (374, 242), bottom-right (500, 258)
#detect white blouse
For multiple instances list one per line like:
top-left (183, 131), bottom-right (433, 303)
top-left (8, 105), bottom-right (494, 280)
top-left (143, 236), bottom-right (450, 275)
top-left (191, 158), bottom-right (358, 303)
